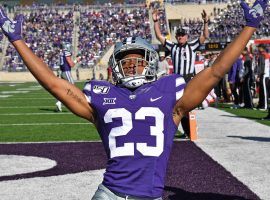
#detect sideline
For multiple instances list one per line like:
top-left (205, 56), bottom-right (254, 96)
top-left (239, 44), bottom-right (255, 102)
top-left (195, 107), bottom-right (270, 200)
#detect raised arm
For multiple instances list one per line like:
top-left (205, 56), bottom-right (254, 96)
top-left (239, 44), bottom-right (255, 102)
top-left (173, 0), bottom-right (268, 123)
top-left (0, 9), bottom-right (95, 122)
top-left (199, 10), bottom-right (209, 44)
top-left (152, 9), bottom-right (166, 46)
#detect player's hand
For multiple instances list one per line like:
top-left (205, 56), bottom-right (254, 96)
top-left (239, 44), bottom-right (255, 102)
top-left (0, 7), bottom-right (23, 42)
top-left (240, 0), bottom-right (268, 28)
top-left (201, 10), bottom-right (209, 23)
top-left (152, 9), bottom-right (159, 22)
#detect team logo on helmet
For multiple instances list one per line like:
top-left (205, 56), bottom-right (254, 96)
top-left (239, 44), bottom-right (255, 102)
top-left (109, 37), bottom-right (159, 89)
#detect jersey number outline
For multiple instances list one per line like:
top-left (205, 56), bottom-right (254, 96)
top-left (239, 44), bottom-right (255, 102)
top-left (104, 107), bottom-right (164, 158)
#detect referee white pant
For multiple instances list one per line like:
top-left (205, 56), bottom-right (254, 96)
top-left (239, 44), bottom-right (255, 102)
top-left (92, 184), bottom-right (163, 200)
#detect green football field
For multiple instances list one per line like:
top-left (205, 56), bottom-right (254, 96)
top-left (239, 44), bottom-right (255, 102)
top-left (0, 82), bottom-right (269, 142)
top-left (216, 103), bottom-right (270, 127)
top-left (0, 81), bottom-right (100, 142)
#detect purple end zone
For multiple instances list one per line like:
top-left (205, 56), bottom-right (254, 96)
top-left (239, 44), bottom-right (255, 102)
top-left (164, 142), bottom-right (259, 200)
top-left (0, 142), bottom-right (107, 181)
top-left (0, 141), bottom-right (259, 200)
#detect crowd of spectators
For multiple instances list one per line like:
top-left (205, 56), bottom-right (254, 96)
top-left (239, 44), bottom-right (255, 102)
top-left (1, 2), bottom-right (270, 72)
top-left (164, 0), bottom-right (229, 4)
top-left (169, 2), bottom-right (270, 42)
top-left (149, 1), bottom-right (169, 37)
top-left (2, 4), bottom-right (152, 72)
top-left (78, 6), bottom-right (151, 68)
top-left (3, 8), bottom-right (74, 71)
top-left (172, 17), bottom-right (204, 40)
top-left (208, 3), bottom-right (270, 42)
top-left (197, 45), bottom-right (270, 113)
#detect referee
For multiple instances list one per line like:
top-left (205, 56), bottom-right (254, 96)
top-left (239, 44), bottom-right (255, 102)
top-left (152, 9), bottom-right (209, 138)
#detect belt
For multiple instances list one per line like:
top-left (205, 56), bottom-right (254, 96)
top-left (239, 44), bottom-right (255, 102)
top-left (183, 73), bottom-right (194, 77)
top-left (114, 190), bottom-right (161, 200)
top-left (99, 184), bottom-right (162, 200)
top-left (182, 74), bottom-right (194, 83)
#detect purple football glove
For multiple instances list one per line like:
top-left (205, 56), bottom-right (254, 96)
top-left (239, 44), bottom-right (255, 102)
top-left (240, 0), bottom-right (268, 28)
top-left (0, 8), bottom-right (23, 42)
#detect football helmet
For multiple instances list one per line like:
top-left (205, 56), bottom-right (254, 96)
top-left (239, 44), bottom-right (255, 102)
top-left (109, 37), bottom-right (159, 88)
top-left (61, 41), bottom-right (72, 53)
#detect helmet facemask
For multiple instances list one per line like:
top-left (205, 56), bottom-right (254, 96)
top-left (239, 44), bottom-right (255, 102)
top-left (110, 38), bottom-right (159, 89)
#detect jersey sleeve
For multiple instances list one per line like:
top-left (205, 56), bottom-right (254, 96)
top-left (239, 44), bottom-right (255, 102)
top-left (164, 39), bottom-right (175, 52)
top-left (175, 75), bottom-right (186, 101)
top-left (188, 38), bottom-right (200, 51)
top-left (155, 74), bottom-right (186, 103)
top-left (82, 80), bottom-right (112, 104)
top-left (82, 81), bottom-right (92, 103)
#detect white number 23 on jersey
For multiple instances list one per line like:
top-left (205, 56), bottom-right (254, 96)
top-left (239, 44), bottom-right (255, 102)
top-left (104, 107), bottom-right (164, 158)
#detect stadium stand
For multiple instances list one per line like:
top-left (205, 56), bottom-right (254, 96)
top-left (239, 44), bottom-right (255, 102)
top-left (0, 0), bottom-right (269, 85)
top-left (3, 7), bottom-right (74, 72)
top-left (77, 5), bottom-right (151, 68)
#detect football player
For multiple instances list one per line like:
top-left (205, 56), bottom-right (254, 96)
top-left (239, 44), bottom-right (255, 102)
top-left (55, 41), bottom-right (77, 112)
top-left (0, 0), bottom-right (267, 199)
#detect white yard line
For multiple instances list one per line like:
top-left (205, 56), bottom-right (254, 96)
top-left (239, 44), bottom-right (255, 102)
top-left (16, 88), bottom-right (41, 91)
top-left (1, 98), bottom-right (54, 100)
top-left (0, 113), bottom-right (72, 116)
top-left (1, 91), bottom-right (29, 94)
top-left (0, 106), bottom-right (55, 108)
top-left (0, 123), bottom-right (90, 126)
top-left (0, 141), bottom-right (101, 144)
top-left (0, 95), bottom-right (12, 98)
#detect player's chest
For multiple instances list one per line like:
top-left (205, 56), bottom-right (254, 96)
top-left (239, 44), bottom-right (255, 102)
top-left (92, 86), bottom-right (166, 110)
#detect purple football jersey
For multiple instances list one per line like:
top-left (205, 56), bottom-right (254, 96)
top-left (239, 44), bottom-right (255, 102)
top-left (83, 74), bottom-right (186, 198)
top-left (59, 50), bottom-right (72, 72)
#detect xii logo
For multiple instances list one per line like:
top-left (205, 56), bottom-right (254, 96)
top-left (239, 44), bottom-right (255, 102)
top-left (103, 98), bottom-right (116, 105)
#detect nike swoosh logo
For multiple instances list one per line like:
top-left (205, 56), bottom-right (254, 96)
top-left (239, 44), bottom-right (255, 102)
top-left (150, 96), bottom-right (163, 102)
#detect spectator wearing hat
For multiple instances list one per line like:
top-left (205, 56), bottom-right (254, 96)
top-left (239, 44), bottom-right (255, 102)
top-left (166, 55), bottom-right (174, 74)
top-left (152, 9), bottom-right (209, 138)
top-left (157, 51), bottom-right (170, 77)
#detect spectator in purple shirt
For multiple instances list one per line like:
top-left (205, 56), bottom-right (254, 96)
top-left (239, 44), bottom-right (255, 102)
top-left (228, 56), bottom-right (243, 109)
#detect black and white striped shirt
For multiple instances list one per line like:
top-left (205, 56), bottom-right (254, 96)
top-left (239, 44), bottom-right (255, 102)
top-left (165, 38), bottom-right (200, 77)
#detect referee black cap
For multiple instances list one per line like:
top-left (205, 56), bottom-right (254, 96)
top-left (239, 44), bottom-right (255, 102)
top-left (176, 28), bottom-right (189, 36)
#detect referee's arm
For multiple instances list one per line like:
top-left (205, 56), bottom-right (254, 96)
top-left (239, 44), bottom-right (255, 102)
top-left (199, 10), bottom-right (209, 44)
top-left (174, 27), bottom-right (256, 120)
top-left (152, 9), bottom-right (166, 46)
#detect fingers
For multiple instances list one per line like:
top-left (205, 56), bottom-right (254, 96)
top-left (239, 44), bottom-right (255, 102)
top-left (260, 0), bottom-right (268, 7)
top-left (0, 7), bottom-right (7, 19)
top-left (14, 14), bottom-right (24, 23)
top-left (240, 0), bottom-right (250, 10)
top-left (202, 9), bottom-right (206, 16)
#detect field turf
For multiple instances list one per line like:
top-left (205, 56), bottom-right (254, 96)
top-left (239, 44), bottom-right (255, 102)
top-left (0, 81), bottom-right (99, 142)
top-left (1, 82), bottom-right (269, 142)
top-left (215, 103), bottom-right (270, 127)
